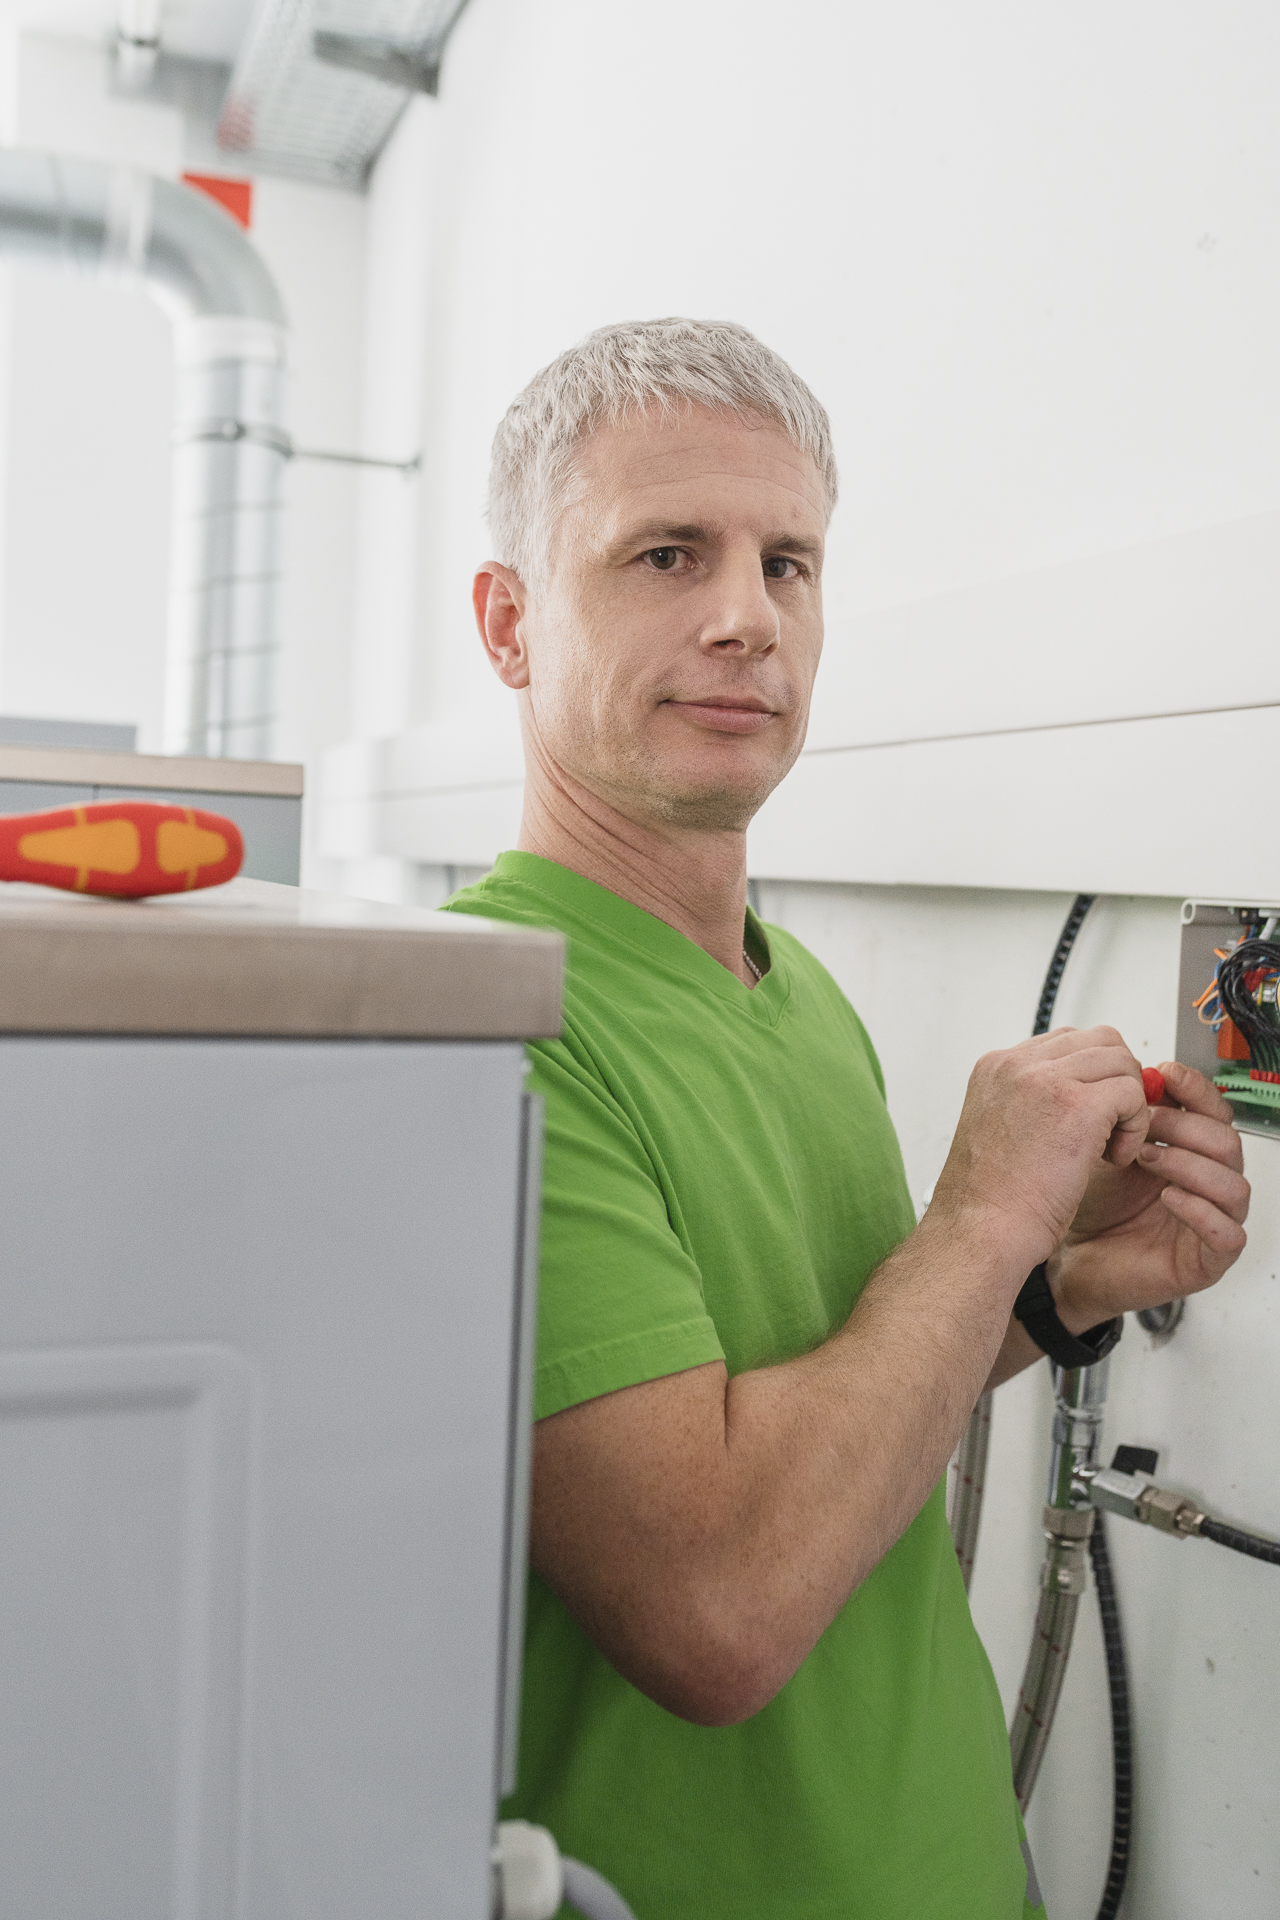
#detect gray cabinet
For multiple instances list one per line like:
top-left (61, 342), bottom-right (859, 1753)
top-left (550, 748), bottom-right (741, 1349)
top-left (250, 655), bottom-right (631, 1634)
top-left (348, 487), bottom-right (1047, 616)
top-left (0, 879), bottom-right (563, 1920)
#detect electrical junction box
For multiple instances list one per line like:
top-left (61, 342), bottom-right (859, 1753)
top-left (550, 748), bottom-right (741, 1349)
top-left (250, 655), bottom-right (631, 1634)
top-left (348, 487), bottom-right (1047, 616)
top-left (1178, 899), bottom-right (1280, 1139)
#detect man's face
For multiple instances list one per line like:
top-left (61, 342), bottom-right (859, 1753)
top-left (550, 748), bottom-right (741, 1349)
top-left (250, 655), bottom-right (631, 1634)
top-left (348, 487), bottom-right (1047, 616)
top-left (515, 406), bottom-right (827, 833)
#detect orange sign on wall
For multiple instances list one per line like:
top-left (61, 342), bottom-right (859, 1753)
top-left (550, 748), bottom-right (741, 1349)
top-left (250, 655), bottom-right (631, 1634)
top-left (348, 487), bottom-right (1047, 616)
top-left (181, 171), bottom-right (254, 229)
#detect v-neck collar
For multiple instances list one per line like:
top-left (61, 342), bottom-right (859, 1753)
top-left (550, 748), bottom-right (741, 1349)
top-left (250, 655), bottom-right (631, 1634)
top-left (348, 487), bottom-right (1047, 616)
top-left (486, 851), bottom-right (792, 1026)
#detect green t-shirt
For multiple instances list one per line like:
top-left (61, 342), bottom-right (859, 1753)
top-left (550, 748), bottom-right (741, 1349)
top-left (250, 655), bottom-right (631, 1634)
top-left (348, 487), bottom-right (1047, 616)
top-left (445, 853), bottom-right (1040, 1920)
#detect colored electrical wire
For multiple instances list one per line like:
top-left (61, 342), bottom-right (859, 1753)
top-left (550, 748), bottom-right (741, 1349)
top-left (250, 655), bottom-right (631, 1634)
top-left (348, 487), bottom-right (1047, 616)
top-left (1193, 964), bottom-right (1226, 1029)
top-left (1216, 938), bottom-right (1280, 1076)
top-left (1193, 943), bottom-right (1248, 1031)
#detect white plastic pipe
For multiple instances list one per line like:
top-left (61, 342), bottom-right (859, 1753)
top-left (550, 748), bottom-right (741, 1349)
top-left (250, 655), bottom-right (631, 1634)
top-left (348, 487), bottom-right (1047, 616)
top-left (494, 1822), bottom-right (638, 1920)
top-left (118, 0), bottom-right (161, 38)
top-left (116, 0), bottom-right (162, 85)
top-left (0, 149), bottom-right (288, 758)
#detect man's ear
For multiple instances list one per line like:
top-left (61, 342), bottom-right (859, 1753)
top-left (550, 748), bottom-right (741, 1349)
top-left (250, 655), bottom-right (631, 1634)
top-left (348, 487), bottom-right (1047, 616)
top-left (474, 563), bottom-right (531, 689)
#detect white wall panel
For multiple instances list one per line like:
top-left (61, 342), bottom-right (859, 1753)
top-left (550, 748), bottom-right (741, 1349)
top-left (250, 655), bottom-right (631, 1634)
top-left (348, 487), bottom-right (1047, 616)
top-left (749, 704), bottom-right (1280, 900)
top-left (317, 708), bottom-right (523, 867)
top-left (809, 509), bottom-right (1280, 752)
top-left (333, 0), bottom-right (1280, 892)
top-left (318, 508), bottom-right (1280, 879)
top-left (353, 0), bottom-right (1280, 734)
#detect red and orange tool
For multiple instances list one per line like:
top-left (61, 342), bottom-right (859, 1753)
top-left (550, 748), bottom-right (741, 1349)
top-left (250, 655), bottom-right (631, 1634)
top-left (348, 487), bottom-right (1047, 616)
top-left (0, 800), bottom-right (243, 898)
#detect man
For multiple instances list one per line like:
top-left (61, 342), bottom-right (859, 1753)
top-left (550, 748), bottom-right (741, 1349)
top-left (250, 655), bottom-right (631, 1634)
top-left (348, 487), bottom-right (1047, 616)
top-left (445, 318), bottom-right (1249, 1917)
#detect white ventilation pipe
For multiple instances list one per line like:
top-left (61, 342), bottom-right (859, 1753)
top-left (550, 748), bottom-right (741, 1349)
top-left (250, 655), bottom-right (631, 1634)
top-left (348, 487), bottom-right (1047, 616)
top-left (115, 0), bottom-right (162, 88)
top-left (0, 149), bottom-right (288, 759)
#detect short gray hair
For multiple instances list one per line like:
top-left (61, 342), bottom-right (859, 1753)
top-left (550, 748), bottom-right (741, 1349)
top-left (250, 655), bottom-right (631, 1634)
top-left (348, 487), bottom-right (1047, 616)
top-left (488, 317), bottom-right (837, 585)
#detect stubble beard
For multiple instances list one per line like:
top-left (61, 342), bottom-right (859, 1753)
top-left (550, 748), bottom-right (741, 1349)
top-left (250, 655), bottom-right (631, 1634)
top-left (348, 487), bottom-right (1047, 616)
top-left (586, 722), bottom-right (801, 835)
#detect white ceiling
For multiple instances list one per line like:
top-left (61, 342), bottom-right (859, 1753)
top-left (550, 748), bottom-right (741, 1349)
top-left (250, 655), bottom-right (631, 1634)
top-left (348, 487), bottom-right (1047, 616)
top-left (0, 0), bottom-right (256, 63)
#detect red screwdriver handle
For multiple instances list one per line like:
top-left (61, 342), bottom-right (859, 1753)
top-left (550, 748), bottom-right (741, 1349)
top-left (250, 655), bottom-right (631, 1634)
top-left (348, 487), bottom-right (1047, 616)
top-left (0, 800), bottom-right (243, 898)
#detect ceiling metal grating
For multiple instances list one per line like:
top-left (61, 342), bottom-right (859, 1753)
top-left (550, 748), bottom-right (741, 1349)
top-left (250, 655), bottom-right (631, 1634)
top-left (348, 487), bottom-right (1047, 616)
top-left (217, 0), bottom-right (469, 191)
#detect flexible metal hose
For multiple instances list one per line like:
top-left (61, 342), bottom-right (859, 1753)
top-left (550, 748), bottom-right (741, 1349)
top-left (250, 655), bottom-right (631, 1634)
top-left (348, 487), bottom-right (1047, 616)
top-left (1016, 1354), bottom-right (1136, 1920)
top-left (1011, 1503), bottom-right (1095, 1808)
top-left (1010, 1584), bottom-right (1082, 1809)
top-left (949, 1389), bottom-right (992, 1591)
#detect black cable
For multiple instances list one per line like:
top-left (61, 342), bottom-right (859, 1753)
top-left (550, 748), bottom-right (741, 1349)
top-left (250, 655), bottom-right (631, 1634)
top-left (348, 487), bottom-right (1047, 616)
top-left (1034, 894), bottom-right (1097, 1035)
top-left (1199, 1518), bottom-right (1280, 1567)
top-left (1088, 1517), bottom-right (1133, 1920)
top-left (1030, 894), bottom-right (1137, 1920)
top-left (1216, 938), bottom-right (1280, 1077)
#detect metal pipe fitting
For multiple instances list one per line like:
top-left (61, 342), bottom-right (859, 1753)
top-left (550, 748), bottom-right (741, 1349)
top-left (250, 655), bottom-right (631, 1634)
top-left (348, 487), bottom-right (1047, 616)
top-left (1081, 1459), bottom-right (1280, 1564)
top-left (1077, 1462), bottom-right (1206, 1537)
top-left (1038, 1500), bottom-right (1096, 1594)
top-left (1046, 1356), bottom-right (1111, 1511)
top-left (1010, 1502), bottom-right (1096, 1808)
top-left (1009, 1357), bottom-right (1112, 1810)
top-left (0, 150), bottom-right (288, 759)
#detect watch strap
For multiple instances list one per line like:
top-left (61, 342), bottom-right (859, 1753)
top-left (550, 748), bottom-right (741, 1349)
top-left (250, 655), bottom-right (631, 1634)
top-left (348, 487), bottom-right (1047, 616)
top-left (1013, 1264), bottom-right (1123, 1369)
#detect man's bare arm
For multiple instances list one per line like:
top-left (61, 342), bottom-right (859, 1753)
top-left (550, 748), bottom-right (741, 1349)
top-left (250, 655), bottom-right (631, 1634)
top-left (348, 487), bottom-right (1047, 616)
top-left (533, 1213), bottom-right (1003, 1728)
top-left (529, 1025), bottom-right (1160, 1726)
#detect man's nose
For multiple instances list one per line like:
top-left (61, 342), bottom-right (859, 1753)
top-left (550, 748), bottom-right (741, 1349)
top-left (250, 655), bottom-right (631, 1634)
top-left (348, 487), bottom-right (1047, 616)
top-left (697, 552), bottom-right (780, 655)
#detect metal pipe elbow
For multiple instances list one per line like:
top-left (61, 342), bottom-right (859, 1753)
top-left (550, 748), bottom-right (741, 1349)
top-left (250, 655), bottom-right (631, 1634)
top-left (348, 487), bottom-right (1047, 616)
top-left (0, 149), bottom-right (285, 329)
top-left (145, 174), bottom-right (284, 325)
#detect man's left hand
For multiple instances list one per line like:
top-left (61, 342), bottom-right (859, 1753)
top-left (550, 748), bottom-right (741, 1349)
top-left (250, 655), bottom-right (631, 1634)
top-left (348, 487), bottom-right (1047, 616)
top-left (1051, 1058), bottom-right (1250, 1331)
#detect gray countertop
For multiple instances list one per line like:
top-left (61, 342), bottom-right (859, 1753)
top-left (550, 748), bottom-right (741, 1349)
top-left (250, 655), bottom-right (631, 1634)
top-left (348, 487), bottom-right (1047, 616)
top-left (0, 744), bottom-right (304, 796)
top-left (0, 877), bottom-right (563, 1039)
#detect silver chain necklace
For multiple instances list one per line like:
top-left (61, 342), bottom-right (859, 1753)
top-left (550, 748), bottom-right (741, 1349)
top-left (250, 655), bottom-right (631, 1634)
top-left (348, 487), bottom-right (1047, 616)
top-left (742, 947), bottom-right (763, 984)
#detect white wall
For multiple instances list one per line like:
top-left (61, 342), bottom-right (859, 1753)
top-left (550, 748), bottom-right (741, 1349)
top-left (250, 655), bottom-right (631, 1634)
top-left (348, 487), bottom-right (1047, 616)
top-left (320, 0), bottom-right (1280, 892)
top-left (0, 30), bottom-right (366, 865)
top-left (0, 33), bottom-right (182, 744)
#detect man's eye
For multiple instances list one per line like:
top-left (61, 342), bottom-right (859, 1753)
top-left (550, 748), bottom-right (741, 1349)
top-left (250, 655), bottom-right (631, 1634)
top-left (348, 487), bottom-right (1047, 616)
top-left (764, 556), bottom-right (800, 580)
top-left (646, 548), bottom-right (682, 571)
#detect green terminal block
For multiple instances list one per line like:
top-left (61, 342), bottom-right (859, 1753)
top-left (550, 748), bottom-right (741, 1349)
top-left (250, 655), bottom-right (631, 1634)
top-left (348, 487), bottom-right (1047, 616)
top-left (1179, 903), bottom-right (1280, 1141)
top-left (1214, 1065), bottom-right (1280, 1136)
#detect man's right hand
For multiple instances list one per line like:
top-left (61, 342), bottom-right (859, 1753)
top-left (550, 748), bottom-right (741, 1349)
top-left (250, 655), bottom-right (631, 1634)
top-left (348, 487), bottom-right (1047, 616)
top-left (926, 1024), bottom-right (1150, 1282)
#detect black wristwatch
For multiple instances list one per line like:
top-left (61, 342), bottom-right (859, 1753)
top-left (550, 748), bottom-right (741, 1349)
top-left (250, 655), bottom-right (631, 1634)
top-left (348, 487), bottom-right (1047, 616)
top-left (1013, 1264), bottom-right (1123, 1369)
